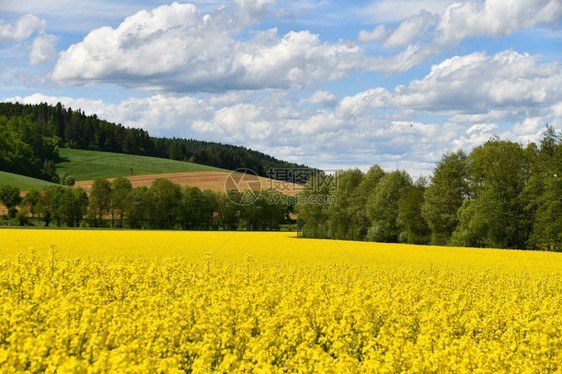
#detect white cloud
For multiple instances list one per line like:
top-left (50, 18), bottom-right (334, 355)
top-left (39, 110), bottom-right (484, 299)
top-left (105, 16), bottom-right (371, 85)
top-left (466, 123), bottom-right (498, 135)
top-left (29, 32), bottom-right (57, 65)
top-left (384, 10), bottom-right (438, 48)
top-left (233, 0), bottom-right (275, 23)
top-left (50, 2), bottom-right (376, 93)
top-left (391, 50), bottom-right (562, 116)
top-left (359, 24), bottom-right (387, 43)
top-left (0, 14), bottom-right (46, 43)
top-left (6, 93), bottom-right (109, 114)
top-left (369, 43), bottom-right (441, 73)
top-left (300, 90), bottom-right (339, 106)
top-left (449, 109), bottom-right (516, 123)
top-left (359, 0), bottom-right (451, 23)
top-left (435, 0), bottom-right (562, 45)
top-left (335, 87), bottom-right (389, 119)
top-left (4, 92), bottom-right (210, 135)
top-left (512, 117), bottom-right (544, 138)
top-left (207, 91), bottom-right (253, 107)
top-left (359, 0), bottom-right (562, 51)
top-left (7, 45), bottom-right (562, 178)
top-left (0, 1), bottom-right (216, 33)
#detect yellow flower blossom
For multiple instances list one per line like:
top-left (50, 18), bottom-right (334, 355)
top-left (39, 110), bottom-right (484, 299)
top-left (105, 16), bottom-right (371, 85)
top-left (0, 229), bottom-right (560, 372)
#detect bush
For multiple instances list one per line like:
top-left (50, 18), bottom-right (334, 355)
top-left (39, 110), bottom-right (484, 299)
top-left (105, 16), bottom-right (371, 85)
top-left (7, 207), bottom-right (17, 219)
top-left (60, 174), bottom-right (76, 186)
top-left (16, 208), bottom-right (29, 226)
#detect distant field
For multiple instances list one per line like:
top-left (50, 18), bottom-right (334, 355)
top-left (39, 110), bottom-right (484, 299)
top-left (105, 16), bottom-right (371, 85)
top-left (56, 148), bottom-right (226, 181)
top-left (0, 171), bottom-right (56, 191)
top-left (1, 149), bottom-right (303, 195)
top-left (75, 171), bottom-right (304, 195)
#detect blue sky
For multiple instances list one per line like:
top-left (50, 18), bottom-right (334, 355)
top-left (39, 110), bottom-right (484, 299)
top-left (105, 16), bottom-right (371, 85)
top-left (1, 0), bottom-right (560, 177)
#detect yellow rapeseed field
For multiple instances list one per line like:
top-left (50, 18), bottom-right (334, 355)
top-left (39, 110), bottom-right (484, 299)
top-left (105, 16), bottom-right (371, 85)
top-left (0, 229), bottom-right (561, 373)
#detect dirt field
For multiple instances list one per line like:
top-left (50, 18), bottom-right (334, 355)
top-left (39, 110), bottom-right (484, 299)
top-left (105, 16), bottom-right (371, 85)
top-left (1, 171), bottom-right (304, 216)
top-left (74, 171), bottom-right (304, 196)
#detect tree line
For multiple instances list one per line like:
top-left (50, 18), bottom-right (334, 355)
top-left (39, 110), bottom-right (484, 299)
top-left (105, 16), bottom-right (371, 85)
top-left (0, 178), bottom-right (292, 230)
top-left (0, 102), bottom-right (316, 182)
top-left (0, 113), bottom-right (60, 181)
top-left (296, 126), bottom-right (561, 251)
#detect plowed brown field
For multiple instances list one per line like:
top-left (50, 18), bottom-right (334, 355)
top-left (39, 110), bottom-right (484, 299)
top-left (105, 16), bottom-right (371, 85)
top-left (74, 171), bottom-right (304, 195)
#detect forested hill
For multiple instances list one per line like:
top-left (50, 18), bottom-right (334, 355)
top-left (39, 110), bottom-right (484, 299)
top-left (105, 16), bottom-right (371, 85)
top-left (0, 102), bottom-right (316, 182)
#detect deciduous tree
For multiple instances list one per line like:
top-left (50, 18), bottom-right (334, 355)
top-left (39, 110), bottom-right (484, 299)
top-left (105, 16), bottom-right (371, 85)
top-left (367, 170), bottom-right (412, 243)
top-left (422, 150), bottom-right (470, 245)
top-left (89, 177), bottom-right (112, 227)
top-left (111, 177), bottom-right (133, 228)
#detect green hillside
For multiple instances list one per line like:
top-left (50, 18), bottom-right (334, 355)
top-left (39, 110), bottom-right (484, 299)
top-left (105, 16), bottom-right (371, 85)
top-left (0, 102), bottom-right (316, 183)
top-left (56, 148), bottom-right (228, 181)
top-left (0, 171), bottom-right (56, 191)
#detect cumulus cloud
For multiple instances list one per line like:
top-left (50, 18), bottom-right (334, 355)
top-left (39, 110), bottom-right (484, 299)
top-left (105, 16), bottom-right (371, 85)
top-left (359, 0), bottom-right (561, 52)
top-left (50, 1), bottom-right (440, 93)
top-left (0, 14), bottom-right (56, 66)
top-left (9, 46), bottom-right (561, 177)
top-left (29, 32), bottom-right (58, 65)
top-left (0, 14), bottom-right (46, 43)
top-left (359, 25), bottom-right (387, 43)
top-left (435, 0), bottom-right (562, 45)
top-left (303, 49), bottom-right (561, 168)
top-left (233, 0), bottom-right (275, 24)
top-left (301, 91), bottom-right (339, 107)
top-left (384, 10), bottom-right (438, 48)
top-left (5, 92), bottom-right (216, 136)
top-left (50, 2), bottom-right (377, 93)
top-left (391, 50), bottom-right (562, 117)
top-left (335, 88), bottom-right (389, 120)
top-left (359, 0), bottom-right (451, 23)
top-left (370, 43), bottom-right (441, 73)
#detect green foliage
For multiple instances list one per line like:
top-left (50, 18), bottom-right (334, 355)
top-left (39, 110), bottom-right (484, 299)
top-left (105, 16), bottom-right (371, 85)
top-left (349, 165), bottom-right (386, 240)
top-left (15, 207), bottom-right (30, 226)
top-left (150, 178), bottom-right (182, 229)
top-left (179, 186), bottom-right (208, 230)
top-left (37, 185), bottom-right (66, 227)
top-left (215, 191), bottom-right (240, 230)
top-left (22, 190), bottom-right (41, 218)
top-left (366, 170), bottom-right (412, 243)
top-left (110, 177), bottom-right (133, 228)
top-left (0, 114), bottom-right (60, 182)
top-left (60, 188), bottom-right (89, 227)
top-left (0, 102), bottom-right (316, 182)
top-left (0, 185), bottom-right (22, 209)
top-left (127, 186), bottom-right (153, 229)
top-left (295, 125), bottom-right (559, 251)
top-left (202, 190), bottom-right (220, 230)
top-left (525, 126), bottom-right (562, 251)
top-left (295, 172), bottom-right (335, 238)
top-left (43, 160), bottom-right (60, 183)
top-left (1, 179), bottom-right (292, 231)
top-left (456, 139), bottom-right (529, 249)
top-left (7, 207), bottom-right (17, 219)
top-left (60, 173), bottom-right (76, 186)
top-left (422, 150), bottom-right (470, 245)
top-left (259, 190), bottom-right (287, 230)
top-left (0, 116), bottom-right (41, 178)
top-left (397, 179), bottom-right (430, 245)
top-left (88, 177), bottom-right (112, 227)
top-left (326, 169), bottom-right (364, 240)
top-left (239, 189), bottom-right (287, 231)
top-left (449, 200), bottom-right (488, 247)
